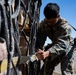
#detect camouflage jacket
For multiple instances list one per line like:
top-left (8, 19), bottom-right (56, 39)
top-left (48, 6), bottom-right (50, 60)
top-left (36, 18), bottom-right (74, 58)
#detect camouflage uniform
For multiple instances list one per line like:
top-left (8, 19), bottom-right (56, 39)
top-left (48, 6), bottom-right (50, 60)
top-left (36, 18), bottom-right (75, 75)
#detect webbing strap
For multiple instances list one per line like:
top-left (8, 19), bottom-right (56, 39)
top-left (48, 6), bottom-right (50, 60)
top-left (70, 24), bottom-right (76, 31)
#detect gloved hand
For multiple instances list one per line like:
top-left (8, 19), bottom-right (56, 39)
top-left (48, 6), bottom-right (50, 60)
top-left (36, 49), bottom-right (50, 60)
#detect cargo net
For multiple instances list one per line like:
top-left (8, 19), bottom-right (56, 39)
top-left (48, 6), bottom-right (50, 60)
top-left (0, 0), bottom-right (42, 75)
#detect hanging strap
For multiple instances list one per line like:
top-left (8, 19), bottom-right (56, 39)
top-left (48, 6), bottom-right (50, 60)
top-left (69, 24), bottom-right (76, 45)
top-left (70, 24), bottom-right (76, 31)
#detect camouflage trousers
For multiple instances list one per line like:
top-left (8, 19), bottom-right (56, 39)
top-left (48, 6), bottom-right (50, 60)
top-left (40, 45), bottom-right (76, 75)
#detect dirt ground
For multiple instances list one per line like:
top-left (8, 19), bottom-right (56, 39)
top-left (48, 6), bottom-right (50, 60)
top-left (53, 72), bottom-right (61, 75)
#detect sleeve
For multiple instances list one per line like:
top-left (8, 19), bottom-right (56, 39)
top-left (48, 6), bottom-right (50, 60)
top-left (35, 23), bottom-right (47, 50)
top-left (48, 23), bottom-right (72, 59)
